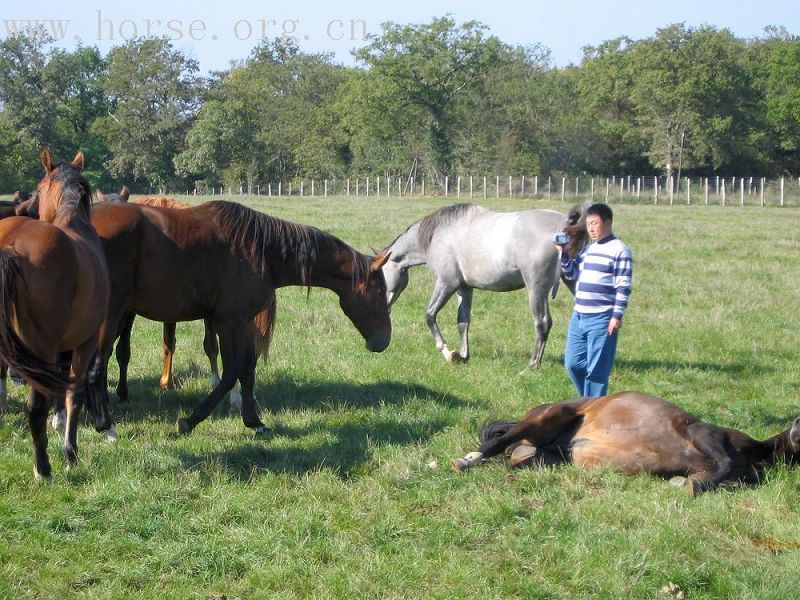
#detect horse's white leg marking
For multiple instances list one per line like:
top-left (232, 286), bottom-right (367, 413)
top-left (425, 280), bottom-right (458, 362)
top-left (451, 451), bottom-right (484, 472)
top-left (228, 383), bottom-right (243, 414)
top-left (455, 288), bottom-right (473, 362)
top-left (50, 409), bottom-right (66, 432)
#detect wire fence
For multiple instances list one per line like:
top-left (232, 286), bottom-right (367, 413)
top-left (186, 174), bottom-right (800, 207)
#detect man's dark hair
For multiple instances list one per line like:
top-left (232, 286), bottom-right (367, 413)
top-left (586, 203), bottom-right (613, 223)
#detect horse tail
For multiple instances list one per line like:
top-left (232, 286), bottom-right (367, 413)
top-left (254, 292), bottom-right (277, 361)
top-left (0, 251), bottom-right (68, 396)
top-left (479, 420), bottom-right (519, 446)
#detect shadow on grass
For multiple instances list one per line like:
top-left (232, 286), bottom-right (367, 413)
top-left (615, 358), bottom-right (775, 376)
top-left (175, 414), bottom-right (453, 480)
top-left (102, 374), bottom-right (470, 479)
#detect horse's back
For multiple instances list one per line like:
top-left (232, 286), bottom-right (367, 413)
top-left (570, 392), bottom-right (712, 475)
top-left (0, 218), bottom-right (88, 350)
top-left (436, 207), bottom-right (564, 290)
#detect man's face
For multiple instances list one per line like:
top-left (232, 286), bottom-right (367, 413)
top-left (585, 214), bottom-right (612, 241)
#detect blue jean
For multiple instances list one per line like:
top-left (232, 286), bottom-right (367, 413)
top-left (564, 310), bottom-right (618, 397)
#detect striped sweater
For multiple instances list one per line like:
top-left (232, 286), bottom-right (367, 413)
top-left (561, 235), bottom-right (633, 319)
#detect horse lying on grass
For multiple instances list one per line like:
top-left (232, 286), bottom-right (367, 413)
top-left (452, 391), bottom-right (800, 496)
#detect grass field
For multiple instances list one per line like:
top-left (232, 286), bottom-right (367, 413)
top-left (1, 195), bottom-right (799, 598)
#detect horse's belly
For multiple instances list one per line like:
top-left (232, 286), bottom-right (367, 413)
top-left (570, 433), bottom-right (704, 476)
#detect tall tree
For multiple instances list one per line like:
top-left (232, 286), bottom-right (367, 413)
top-left (753, 30), bottom-right (800, 173)
top-left (628, 24), bottom-right (759, 177)
top-left (94, 38), bottom-right (202, 191)
top-left (355, 17), bottom-right (501, 184)
top-left (176, 39), bottom-right (347, 190)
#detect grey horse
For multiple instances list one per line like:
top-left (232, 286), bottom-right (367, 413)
top-left (382, 203), bottom-right (587, 369)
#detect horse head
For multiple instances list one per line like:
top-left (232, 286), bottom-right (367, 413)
top-left (97, 185), bottom-right (130, 204)
top-left (788, 415), bottom-right (800, 464)
top-left (564, 200), bottom-right (592, 258)
top-left (338, 251), bottom-right (392, 352)
top-left (382, 255), bottom-right (409, 308)
top-left (36, 149), bottom-right (92, 223)
top-left (381, 221), bottom-right (424, 307)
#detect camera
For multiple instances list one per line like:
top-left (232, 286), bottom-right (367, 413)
top-left (552, 231), bottom-right (568, 245)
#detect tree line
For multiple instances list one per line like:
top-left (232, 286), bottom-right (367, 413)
top-left (0, 17), bottom-right (797, 194)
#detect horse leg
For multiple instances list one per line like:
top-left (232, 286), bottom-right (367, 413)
top-left (684, 423), bottom-right (737, 497)
top-left (160, 322), bottom-right (176, 390)
top-left (177, 319), bottom-right (260, 434)
top-left (235, 335), bottom-right (267, 433)
top-left (114, 311), bottom-right (135, 402)
top-left (454, 288), bottom-right (473, 363)
top-left (424, 280), bottom-right (458, 363)
top-left (203, 318), bottom-right (221, 388)
top-left (508, 443), bottom-right (568, 469)
top-left (452, 400), bottom-right (585, 472)
top-left (525, 282), bottom-right (552, 370)
top-left (48, 352), bottom-right (71, 432)
top-left (28, 389), bottom-right (52, 480)
top-left (87, 309), bottom-right (125, 441)
top-left (62, 341), bottom-right (98, 467)
top-left (0, 363), bottom-right (6, 413)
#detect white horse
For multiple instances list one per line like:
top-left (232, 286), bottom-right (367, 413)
top-left (382, 203), bottom-right (587, 369)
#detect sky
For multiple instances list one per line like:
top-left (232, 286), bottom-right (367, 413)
top-left (2, 0), bottom-right (798, 73)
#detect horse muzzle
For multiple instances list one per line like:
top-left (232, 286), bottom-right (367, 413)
top-left (366, 331), bottom-right (391, 352)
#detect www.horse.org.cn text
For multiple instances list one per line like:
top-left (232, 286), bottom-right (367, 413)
top-left (1, 11), bottom-right (370, 44)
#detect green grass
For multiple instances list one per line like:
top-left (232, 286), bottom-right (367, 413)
top-left (1, 196), bottom-right (800, 598)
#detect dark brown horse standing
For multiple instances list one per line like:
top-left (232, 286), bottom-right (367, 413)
top-left (112, 196), bottom-right (274, 410)
top-left (88, 200), bottom-right (391, 436)
top-left (0, 150), bottom-right (110, 479)
top-left (452, 391), bottom-right (800, 496)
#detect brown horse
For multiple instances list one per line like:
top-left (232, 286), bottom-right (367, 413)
top-left (106, 196), bottom-right (274, 410)
top-left (0, 150), bottom-right (110, 479)
top-left (452, 391), bottom-right (800, 496)
top-left (88, 200), bottom-right (391, 436)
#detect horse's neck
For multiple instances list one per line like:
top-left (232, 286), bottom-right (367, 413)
top-left (390, 225), bottom-right (427, 269)
top-left (269, 240), bottom-right (352, 292)
top-left (50, 204), bottom-right (87, 230)
top-left (749, 431), bottom-right (795, 465)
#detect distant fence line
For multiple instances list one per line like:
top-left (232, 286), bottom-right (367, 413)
top-left (185, 174), bottom-right (800, 207)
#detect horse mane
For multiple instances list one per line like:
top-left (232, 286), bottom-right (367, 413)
top-left (46, 161), bottom-right (93, 221)
top-left (205, 201), bottom-right (372, 287)
top-left (133, 196), bottom-right (191, 210)
top-left (564, 201), bottom-right (591, 258)
top-left (417, 203), bottom-right (478, 252)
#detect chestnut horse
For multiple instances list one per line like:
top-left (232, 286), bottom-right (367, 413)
top-left (88, 200), bottom-right (391, 435)
top-left (0, 150), bottom-right (110, 479)
top-left (107, 196), bottom-right (273, 410)
top-left (452, 391), bottom-right (800, 496)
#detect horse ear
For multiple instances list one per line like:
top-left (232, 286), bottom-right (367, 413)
top-left (120, 185), bottom-right (130, 201)
top-left (71, 151), bottom-right (85, 170)
top-left (371, 252), bottom-right (391, 272)
top-left (40, 148), bottom-right (53, 174)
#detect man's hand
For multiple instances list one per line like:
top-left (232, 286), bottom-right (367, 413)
top-left (608, 317), bottom-right (622, 335)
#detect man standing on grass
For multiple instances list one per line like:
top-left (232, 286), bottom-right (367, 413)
top-left (556, 203), bottom-right (632, 397)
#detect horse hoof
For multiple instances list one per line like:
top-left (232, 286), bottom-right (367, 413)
top-left (176, 418), bottom-right (192, 435)
top-left (33, 467), bottom-right (52, 482)
top-left (253, 425), bottom-right (272, 437)
top-left (669, 476), bottom-right (688, 488)
top-left (451, 457), bottom-right (470, 472)
top-left (105, 427), bottom-right (119, 442)
top-left (686, 479), bottom-right (703, 498)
